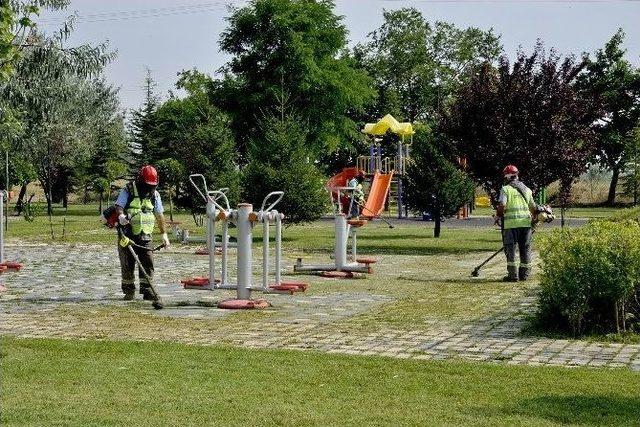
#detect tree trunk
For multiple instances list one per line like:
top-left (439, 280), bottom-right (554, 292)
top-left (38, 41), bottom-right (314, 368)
top-left (62, 184), bottom-right (68, 209)
top-left (15, 182), bottom-right (27, 214)
top-left (98, 193), bottom-right (103, 214)
top-left (434, 212), bottom-right (442, 238)
top-left (169, 193), bottom-right (174, 222)
top-left (607, 166), bottom-right (620, 206)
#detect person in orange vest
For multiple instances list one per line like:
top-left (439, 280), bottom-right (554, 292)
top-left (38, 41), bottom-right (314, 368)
top-left (114, 165), bottom-right (170, 300)
top-left (496, 165), bottom-right (537, 282)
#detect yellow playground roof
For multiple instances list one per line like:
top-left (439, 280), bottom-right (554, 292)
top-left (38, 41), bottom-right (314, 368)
top-left (362, 114), bottom-right (414, 137)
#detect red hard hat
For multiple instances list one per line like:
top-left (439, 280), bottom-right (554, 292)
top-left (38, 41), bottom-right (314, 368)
top-left (503, 165), bottom-right (519, 176)
top-left (139, 165), bottom-right (159, 185)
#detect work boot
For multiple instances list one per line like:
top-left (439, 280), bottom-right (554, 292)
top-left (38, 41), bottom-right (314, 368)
top-left (123, 292), bottom-right (135, 301)
top-left (502, 276), bottom-right (518, 283)
top-left (519, 267), bottom-right (530, 281)
top-left (140, 286), bottom-right (155, 301)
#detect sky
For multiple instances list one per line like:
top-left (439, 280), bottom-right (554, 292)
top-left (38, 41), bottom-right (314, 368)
top-left (38, 0), bottom-right (640, 111)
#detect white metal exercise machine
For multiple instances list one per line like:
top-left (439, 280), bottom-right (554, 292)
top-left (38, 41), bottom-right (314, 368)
top-left (181, 174), bottom-right (307, 308)
top-left (294, 185), bottom-right (375, 278)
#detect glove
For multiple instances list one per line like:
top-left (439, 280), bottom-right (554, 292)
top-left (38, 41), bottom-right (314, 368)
top-left (118, 213), bottom-right (129, 226)
top-left (161, 232), bottom-right (170, 248)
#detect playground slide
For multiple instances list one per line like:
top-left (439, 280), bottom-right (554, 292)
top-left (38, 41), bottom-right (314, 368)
top-left (326, 167), bottom-right (361, 190)
top-left (361, 171), bottom-right (393, 219)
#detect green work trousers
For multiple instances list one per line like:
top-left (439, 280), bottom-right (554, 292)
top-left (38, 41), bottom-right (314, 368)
top-left (118, 236), bottom-right (154, 295)
top-left (502, 227), bottom-right (532, 280)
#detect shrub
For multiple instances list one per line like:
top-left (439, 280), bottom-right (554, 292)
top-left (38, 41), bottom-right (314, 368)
top-left (537, 220), bottom-right (640, 335)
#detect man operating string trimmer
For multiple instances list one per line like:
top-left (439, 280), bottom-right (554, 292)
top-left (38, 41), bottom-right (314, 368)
top-left (113, 165), bottom-right (170, 305)
top-left (493, 165), bottom-right (553, 282)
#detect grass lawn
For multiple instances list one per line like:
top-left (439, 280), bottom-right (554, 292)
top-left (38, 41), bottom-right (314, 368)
top-left (5, 203), bottom-right (507, 254)
top-left (2, 337), bottom-right (639, 427)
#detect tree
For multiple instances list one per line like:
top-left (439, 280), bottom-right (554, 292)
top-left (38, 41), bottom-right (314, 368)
top-left (92, 177), bottom-right (109, 213)
top-left (4, 42), bottom-right (117, 213)
top-left (578, 29), bottom-right (640, 205)
top-left (127, 68), bottom-right (159, 172)
top-left (444, 45), bottom-right (601, 203)
top-left (145, 70), bottom-right (241, 210)
top-left (216, 0), bottom-right (375, 157)
top-left (355, 8), bottom-right (502, 123)
top-left (405, 126), bottom-right (474, 237)
top-left (155, 158), bottom-right (184, 221)
top-left (242, 103), bottom-right (328, 224)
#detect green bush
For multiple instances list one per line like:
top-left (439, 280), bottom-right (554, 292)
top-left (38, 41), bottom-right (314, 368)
top-left (537, 220), bottom-right (640, 335)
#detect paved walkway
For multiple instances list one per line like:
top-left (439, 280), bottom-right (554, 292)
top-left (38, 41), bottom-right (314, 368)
top-left (1, 243), bottom-right (638, 371)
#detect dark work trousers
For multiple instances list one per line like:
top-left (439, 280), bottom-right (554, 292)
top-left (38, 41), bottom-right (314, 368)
top-left (118, 236), bottom-right (154, 294)
top-left (502, 227), bottom-right (533, 280)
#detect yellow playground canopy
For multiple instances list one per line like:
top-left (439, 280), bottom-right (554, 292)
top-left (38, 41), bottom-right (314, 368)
top-left (362, 114), bottom-right (414, 137)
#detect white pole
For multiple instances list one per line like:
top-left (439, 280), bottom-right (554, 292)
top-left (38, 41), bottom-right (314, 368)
top-left (0, 192), bottom-right (4, 263)
top-left (221, 213), bottom-right (229, 287)
top-left (236, 203), bottom-right (253, 299)
top-left (275, 212), bottom-right (282, 285)
top-left (206, 198), bottom-right (216, 290)
top-left (334, 214), bottom-right (347, 270)
top-left (262, 213), bottom-right (269, 290)
top-left (351, 228), bottom-right (357, 262)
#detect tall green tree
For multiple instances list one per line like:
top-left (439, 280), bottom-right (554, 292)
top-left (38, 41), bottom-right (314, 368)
top-left (355, 8), bottom-right (502, 123)
top-left (127, 68), bottom-right (159, 172)
top-left (216, 0), bottom-right (375, 157)
top-left (4, 41), bottom-right (117, 212)
top-left (578, 29), bottom-right (640, 205)
top-left (145, 70), bottom-right (240, 209)
top-left (405, 126), bottom-right (474, 238)
top-left (242, 103), bottom-right (328, 224)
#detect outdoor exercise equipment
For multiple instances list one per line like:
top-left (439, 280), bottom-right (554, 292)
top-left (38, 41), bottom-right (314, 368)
top-left (0, 191), bottom-right (23, 272)
top-left (357, 114), bottom-right (414, 218)
top-left (182, 174), bottom-right (307, 309)
top-left (293, 174), bottom-right (390, 277)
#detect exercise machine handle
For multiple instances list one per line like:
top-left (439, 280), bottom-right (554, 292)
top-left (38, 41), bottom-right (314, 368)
top-left (189, 174), bottom-right (209, 203)
top-left (260, 191), bottom-right (284, 214)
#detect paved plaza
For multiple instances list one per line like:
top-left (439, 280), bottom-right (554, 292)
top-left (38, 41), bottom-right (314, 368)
top-left (1, 243), bottom-right (638, 371)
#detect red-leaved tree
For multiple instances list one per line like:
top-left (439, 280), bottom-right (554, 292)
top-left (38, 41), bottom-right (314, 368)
top-left (443, 44), bottom-right (602, 203)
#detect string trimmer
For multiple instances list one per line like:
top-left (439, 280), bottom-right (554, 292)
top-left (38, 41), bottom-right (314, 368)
top-left (470, 205), bottom-right (554, 278)
top-left (117, 227), bottom-right (165, 310)
top-left (102, 206), bottom-right (165, 309)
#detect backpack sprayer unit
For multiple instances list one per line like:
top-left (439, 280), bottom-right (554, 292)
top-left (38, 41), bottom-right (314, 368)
top-left (471, 204), bottom-right (555, 278)
top-left (181, 174), bottom-right (307, 309)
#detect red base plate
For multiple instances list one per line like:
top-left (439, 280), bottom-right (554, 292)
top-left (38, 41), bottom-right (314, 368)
top-left (181, 277), bottom-right (221, 288)
top-left (217, 299), bottom-right (270, 309)
top-left (319, 271), bottom-right (357, 279)
top-left (194, 249), bottom-right (222, 256)
top-left (268, 281), bottom-right (309, 293)
top-left (0, 262), bottom-right (22, 271)
top-left (355, 258), bottom-right (377, 265)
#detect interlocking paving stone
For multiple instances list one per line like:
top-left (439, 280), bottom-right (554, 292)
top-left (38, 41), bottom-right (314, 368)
top-left (1, 243), bottom-right (639, 370)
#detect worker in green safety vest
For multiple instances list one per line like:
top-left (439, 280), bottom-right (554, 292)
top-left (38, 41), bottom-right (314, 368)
top-left (114, 165), bottom-right (170, 300)
top-left (496, 165), bottom-right (537, 282)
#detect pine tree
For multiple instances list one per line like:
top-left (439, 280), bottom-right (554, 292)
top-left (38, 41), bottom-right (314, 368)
top-left (127, 69), bottom-right (159, 174)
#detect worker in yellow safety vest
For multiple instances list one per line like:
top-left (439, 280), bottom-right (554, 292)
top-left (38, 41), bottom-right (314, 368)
top-left (496, 165), bottom-right (537, 282)
top-left (114, 165), bottom-right (170, 300)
